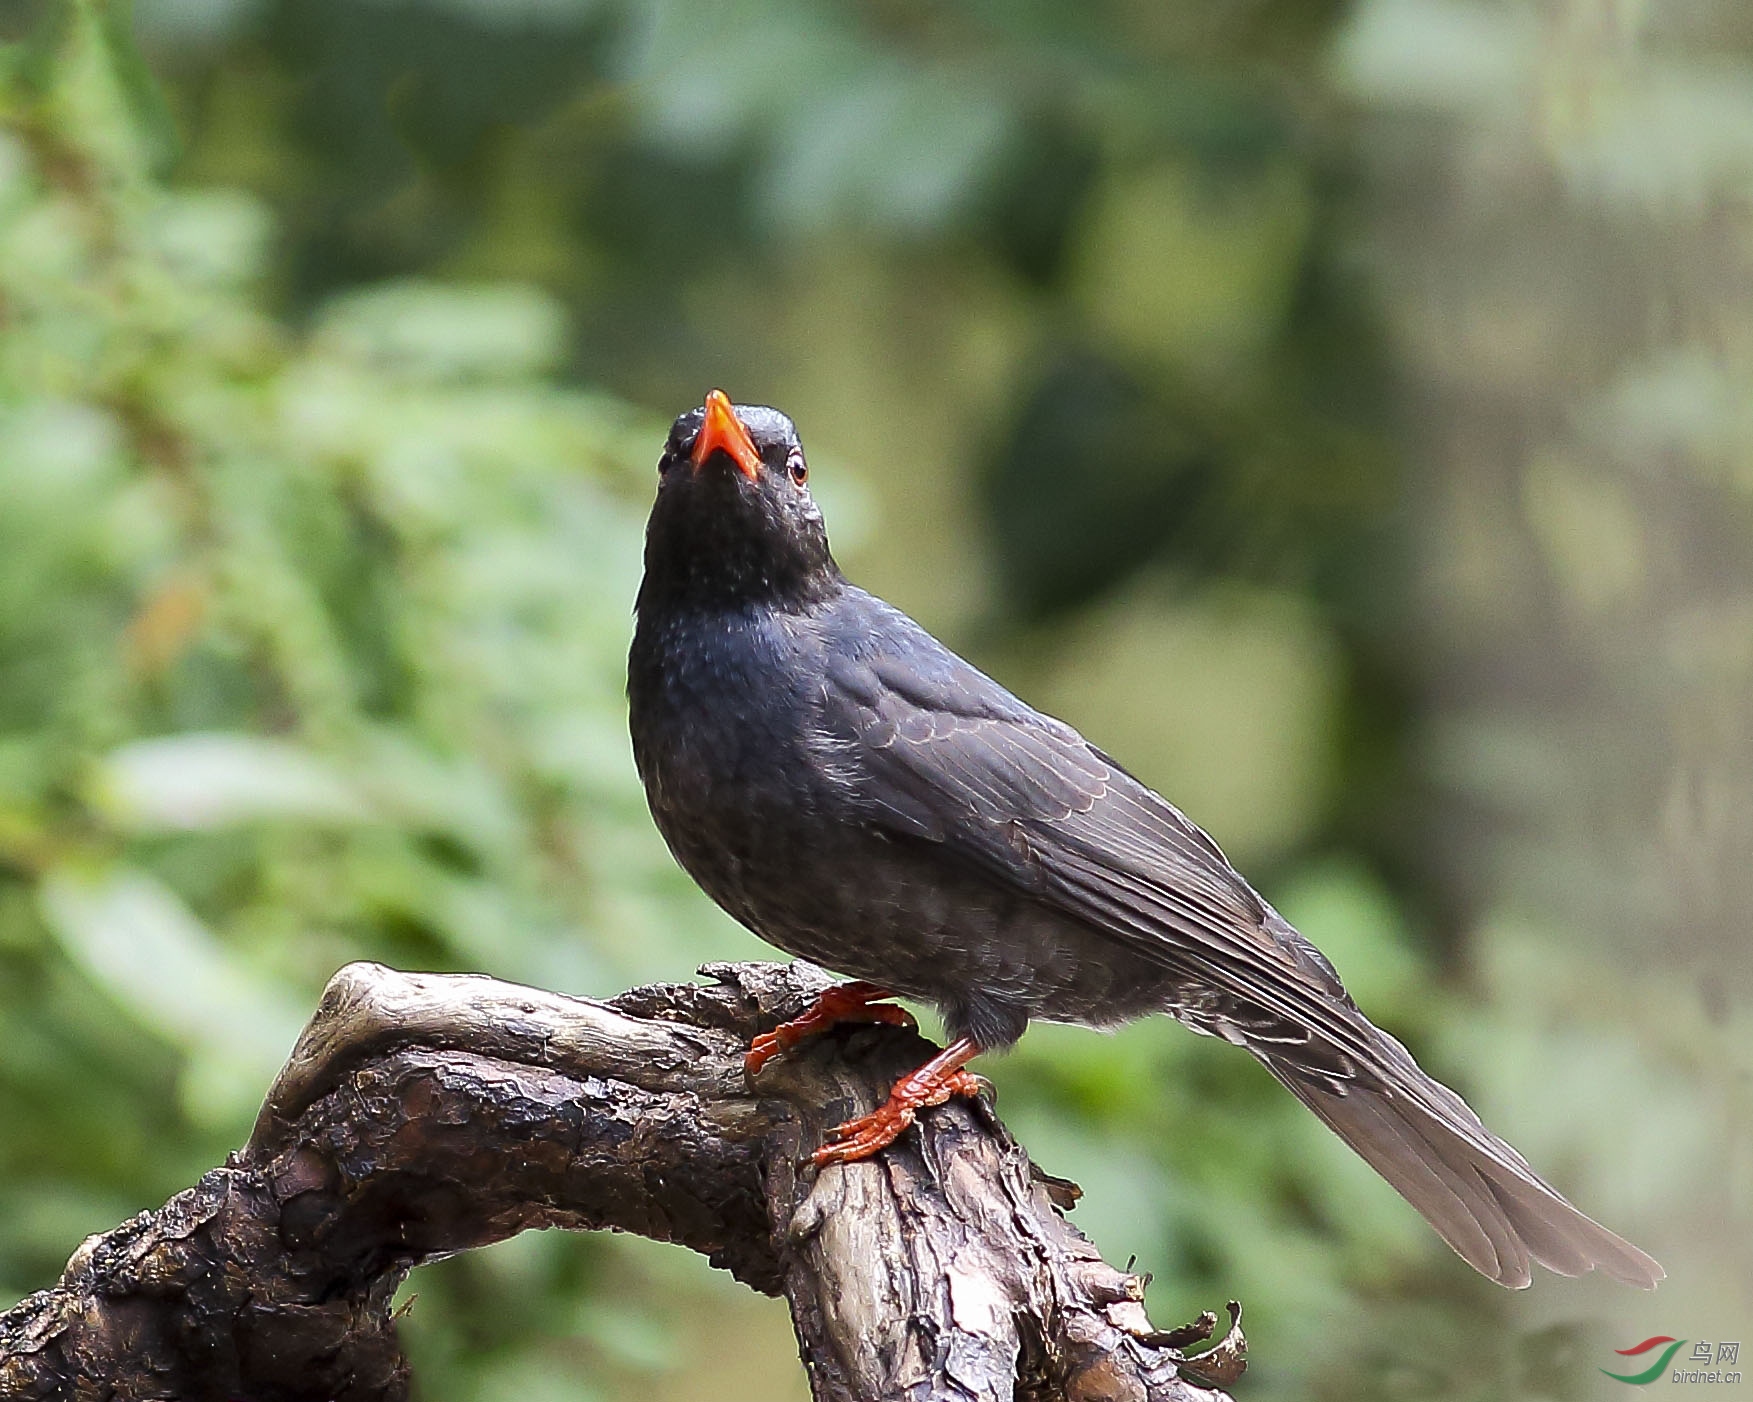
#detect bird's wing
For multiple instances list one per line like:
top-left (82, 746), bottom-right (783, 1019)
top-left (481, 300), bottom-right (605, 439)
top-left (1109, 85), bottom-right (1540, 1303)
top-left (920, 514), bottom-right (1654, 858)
top-left (815, 635), bottom-right (1663, 1289)
top-left (817, 640), bottom-right (1378, 1075)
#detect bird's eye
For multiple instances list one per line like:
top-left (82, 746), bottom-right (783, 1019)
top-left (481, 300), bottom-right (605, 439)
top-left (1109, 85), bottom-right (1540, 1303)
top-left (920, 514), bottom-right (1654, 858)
top-left (787, 450), bottom-right (808, 487)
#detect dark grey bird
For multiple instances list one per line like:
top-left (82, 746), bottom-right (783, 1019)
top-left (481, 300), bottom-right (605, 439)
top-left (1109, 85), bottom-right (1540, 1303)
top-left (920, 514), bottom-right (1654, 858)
top-left (627, 390), bottom-right (1662, 1290)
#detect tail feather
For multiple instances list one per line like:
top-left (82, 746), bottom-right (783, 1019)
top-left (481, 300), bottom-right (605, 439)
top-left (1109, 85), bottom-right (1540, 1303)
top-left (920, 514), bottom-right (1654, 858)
top-left (1259, 1037), bottom-right (1663, 1290)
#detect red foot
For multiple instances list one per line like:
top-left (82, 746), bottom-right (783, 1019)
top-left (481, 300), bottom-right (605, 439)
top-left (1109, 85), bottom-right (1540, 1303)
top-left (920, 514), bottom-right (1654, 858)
top-left (744, 981), bottom-right (916, 1077)
top-left (810, 1037), bottom-right (983, 1168)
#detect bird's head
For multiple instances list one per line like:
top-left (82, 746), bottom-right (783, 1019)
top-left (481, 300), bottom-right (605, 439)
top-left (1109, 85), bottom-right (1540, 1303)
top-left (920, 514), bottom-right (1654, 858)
top-left (639, 390), bottom-right (841, 610)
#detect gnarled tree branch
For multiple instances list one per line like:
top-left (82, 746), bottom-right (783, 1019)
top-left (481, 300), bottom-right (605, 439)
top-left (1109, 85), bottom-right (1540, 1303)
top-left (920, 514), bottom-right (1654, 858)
top-left (0, 960), bottom-right (1245, 1402)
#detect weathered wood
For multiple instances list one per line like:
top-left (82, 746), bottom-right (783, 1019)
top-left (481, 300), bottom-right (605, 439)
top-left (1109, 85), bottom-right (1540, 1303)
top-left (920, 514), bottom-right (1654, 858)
top-left (0, 960), bottom-right (1244, 1402)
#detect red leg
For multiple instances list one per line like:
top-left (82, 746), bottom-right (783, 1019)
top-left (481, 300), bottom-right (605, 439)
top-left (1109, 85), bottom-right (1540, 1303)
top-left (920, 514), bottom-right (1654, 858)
top-left (811, 1036), bottom-right (983, 1168)
top-left (744, 980), bottom-right (916, 1076)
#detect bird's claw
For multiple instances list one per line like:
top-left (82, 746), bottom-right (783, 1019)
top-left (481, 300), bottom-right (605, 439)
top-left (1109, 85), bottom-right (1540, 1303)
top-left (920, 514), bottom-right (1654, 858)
top-left (865, 1002), bottom-right (917, 1030)
top-left (809, 1068), bottom-right (982, 1167)
top-left (743, 1028), bottom-right (791, 1076)
top-left (743, 983), bottom-right (914, 1078)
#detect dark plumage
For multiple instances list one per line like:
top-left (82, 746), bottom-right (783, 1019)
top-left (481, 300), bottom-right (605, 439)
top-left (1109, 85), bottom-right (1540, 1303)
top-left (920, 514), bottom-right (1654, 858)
top-left (627, 391), bottom-right (1662, 1290)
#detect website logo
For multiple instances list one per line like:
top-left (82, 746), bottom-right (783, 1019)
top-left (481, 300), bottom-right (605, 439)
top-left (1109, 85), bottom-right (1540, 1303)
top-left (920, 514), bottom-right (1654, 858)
top-left (1603, 1337), bottom-right (1742, 1386)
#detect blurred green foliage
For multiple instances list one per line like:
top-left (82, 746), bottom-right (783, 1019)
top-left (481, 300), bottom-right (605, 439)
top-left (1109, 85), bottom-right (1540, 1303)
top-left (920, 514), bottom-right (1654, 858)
top-left (1, 1), bottom-right (1748, 1400)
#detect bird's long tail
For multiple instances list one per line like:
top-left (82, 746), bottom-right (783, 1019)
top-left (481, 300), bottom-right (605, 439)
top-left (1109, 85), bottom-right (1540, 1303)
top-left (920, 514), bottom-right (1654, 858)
top-left (1253, 1025), bottom-right (1662, 1289)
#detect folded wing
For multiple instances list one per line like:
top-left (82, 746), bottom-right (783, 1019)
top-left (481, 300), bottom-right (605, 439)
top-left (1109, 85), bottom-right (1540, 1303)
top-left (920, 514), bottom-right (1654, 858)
top-left (815, 633), bottom-right (1662, 1289)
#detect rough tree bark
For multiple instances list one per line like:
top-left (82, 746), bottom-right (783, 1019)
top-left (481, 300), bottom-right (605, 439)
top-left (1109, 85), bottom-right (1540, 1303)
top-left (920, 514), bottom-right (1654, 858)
top-left (0, 960), bottom-right (1246, 1402)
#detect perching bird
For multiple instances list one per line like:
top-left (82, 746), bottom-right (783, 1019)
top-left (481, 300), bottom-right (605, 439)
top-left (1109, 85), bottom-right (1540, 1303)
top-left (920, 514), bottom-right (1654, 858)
top-left (626, 390), bottom-right (1662, 1290)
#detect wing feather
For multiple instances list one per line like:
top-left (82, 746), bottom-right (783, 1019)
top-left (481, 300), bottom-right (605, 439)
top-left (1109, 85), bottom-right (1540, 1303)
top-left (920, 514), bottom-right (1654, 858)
top-left (809, 624), bottom-right (1662, 1290)
top-left (819, 646), bottom-right (1371, 1071)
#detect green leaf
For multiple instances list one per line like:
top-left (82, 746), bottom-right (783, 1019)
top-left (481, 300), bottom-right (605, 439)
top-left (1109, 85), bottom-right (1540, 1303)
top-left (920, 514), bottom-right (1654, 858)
top-left (38, 861), bottom-right (304, 1075)
top-left (311, 280), bottom-right (569, 384)
top-left (93, 732), bottom-right (372, 831)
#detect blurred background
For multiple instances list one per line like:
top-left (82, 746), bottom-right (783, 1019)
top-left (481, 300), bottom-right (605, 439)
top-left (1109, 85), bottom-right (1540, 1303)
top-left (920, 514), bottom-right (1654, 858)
top-left (0, 0), bottom-right (1749, 1397)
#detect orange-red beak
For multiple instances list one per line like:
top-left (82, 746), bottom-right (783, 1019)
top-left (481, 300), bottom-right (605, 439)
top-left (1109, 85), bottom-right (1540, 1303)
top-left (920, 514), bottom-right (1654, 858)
top-left (691, 389), bottom-right (762, 481)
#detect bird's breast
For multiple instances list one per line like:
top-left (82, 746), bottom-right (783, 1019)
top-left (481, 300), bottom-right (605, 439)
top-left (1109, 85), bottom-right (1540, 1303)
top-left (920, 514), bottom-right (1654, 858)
top-left (629, 607), bottom-right (831, 900)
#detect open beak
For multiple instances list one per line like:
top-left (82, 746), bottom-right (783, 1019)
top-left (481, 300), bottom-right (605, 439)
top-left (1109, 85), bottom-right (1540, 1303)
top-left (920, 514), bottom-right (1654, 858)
top-left (691, 390), bottom-right (762, 481)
